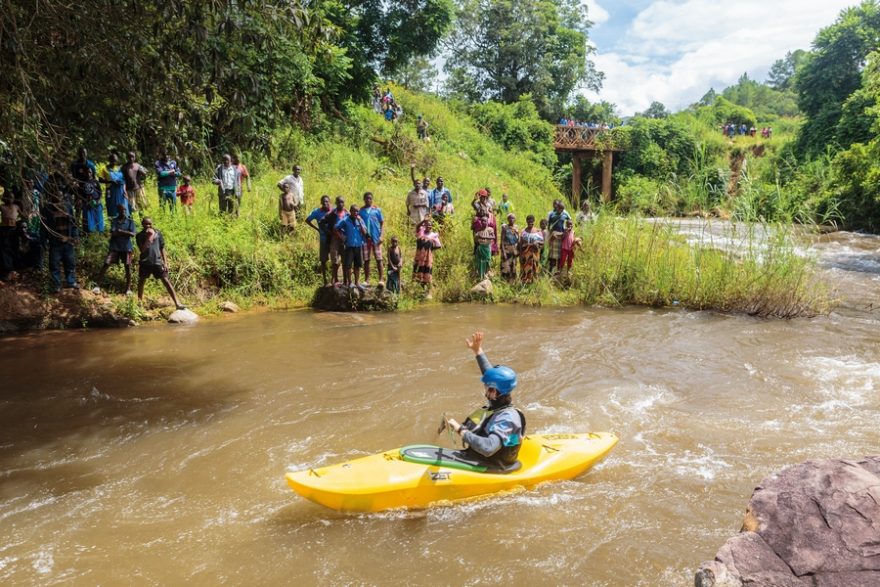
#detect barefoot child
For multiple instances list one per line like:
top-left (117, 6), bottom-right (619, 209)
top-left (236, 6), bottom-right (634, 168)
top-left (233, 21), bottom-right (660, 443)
top-left (177, 176), bottom-right (195, 216)
top-left (559, 219), bottom-right (582, 278)
top-left (279, 183), bottom-right (297, 235)
top-left (386, 236), bottom-right (402, 294)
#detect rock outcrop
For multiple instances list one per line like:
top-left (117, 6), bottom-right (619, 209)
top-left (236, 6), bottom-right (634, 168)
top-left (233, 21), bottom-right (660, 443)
top-left (0, 280), bottom-right (133, 331)
top-left (696, 456), bottom-right (880, 587)
top-left (311, 284), bottom-right (397, 312)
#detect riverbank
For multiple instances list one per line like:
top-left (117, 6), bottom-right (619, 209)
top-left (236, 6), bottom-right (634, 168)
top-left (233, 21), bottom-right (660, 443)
top-left (0, 213), bottom-right (830, 333)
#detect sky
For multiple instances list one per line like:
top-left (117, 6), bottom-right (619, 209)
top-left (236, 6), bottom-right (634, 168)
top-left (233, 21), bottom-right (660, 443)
top-left (582, 0), bottom-right (864, 116)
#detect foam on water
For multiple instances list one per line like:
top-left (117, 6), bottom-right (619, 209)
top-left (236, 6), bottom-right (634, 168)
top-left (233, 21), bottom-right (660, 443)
top-left (669, 447), bottom-right (732, 482)
top-left (32, 548), bottom-right (53, 575)
top-left (0, 496), bottom-right (60, 524)
top-left (603, 384), bottom-right (677, 423)
top-left (802, 355), bottom-right (880, 408)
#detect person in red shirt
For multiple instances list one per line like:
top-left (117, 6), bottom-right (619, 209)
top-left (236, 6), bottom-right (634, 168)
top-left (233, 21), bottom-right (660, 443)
top-left (176, 176), bottom-right (196, 216)
top-left (231, 154), bottom-right (252, 195)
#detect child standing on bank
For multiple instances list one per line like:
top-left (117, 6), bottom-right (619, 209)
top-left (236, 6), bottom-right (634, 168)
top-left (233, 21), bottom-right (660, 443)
top-left (177, 176), bottom-right (196, 216)
top-left (558, 219), bottom-right (582, 278)
top-left (279, 183), bottom-right (297, 235)
top-left (386, 236), bottom-right (402, 294)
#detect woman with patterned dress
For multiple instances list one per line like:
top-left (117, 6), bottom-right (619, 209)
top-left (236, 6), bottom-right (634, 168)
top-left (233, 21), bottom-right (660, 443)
top-left (500, 213), bottom-right (519, 282)
top-left (413, 218), bottom-right (442, 297)
top-left (519, 214), bottom-right (544, 284)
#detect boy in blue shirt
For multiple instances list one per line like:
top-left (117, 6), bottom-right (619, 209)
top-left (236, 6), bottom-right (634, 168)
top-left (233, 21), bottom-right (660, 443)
top-left (359, 192), bottom-right (385, 285)
top-left (305, 195), bottom-right (333, 285)
top-left (335, 204), bottom-right (367, 289)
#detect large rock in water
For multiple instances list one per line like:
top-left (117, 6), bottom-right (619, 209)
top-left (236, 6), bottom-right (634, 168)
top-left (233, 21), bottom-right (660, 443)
top-left (695, 456), bottom-right (880, 587)
top-left (312, 284), bottom-right (397, 312)
top-left (168, 308), bottom-right (199, 324)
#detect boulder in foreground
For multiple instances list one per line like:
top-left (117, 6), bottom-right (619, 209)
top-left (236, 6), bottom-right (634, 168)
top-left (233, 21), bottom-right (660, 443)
top-left (696, 456), bottom-right (880, 587)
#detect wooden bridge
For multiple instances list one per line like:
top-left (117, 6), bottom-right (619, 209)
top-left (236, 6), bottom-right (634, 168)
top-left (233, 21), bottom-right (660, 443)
top-left (554, 126), bottom-right (621, 203)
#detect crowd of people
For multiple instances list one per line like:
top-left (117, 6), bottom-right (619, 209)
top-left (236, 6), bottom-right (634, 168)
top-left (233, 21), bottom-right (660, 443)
top-left (465, 187), bottom-right (584, 285)
top-left (372, 87), bottom-right (405, 124)
top-left (722, 123), bottom-right (772, 139)
top-left (557, 118), bottom-right (615, 130)
top-left (0, 146), bottom-right (252, 301)
top-left (0, 141), bottom-right (594, 307)
top-left (288, 162), bottom-right (590, 299)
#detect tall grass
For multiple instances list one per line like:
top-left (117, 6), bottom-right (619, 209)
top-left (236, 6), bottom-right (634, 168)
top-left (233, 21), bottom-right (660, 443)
top-left (570, 215), bottom-right (827, 318)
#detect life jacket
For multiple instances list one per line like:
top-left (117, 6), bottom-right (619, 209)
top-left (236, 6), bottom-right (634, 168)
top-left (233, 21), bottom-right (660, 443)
top-left (463, 405), bottom-right (526, 466)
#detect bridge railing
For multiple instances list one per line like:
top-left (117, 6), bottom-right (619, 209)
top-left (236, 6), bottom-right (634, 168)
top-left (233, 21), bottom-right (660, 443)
top-left (554, 126), bottom-right (617, 150)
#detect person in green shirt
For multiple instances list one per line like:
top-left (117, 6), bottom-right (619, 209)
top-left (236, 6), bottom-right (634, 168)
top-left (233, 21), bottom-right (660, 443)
top-left (499, 193), bottom-right (514, 216)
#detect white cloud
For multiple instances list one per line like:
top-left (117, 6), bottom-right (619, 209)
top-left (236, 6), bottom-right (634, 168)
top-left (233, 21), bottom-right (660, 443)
top-left (585, 0), bottom-right (610, 26)
top-left (585, 0), bottom-right (861, 116)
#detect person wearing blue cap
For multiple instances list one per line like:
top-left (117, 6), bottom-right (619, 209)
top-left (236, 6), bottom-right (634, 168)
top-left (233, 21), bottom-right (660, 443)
top-left (446, 331), bottom-right (526, 468)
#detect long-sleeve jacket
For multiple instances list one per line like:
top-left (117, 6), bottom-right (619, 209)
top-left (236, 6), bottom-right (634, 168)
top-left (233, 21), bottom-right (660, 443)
top-left (461, 353), bottom-right (523, 464)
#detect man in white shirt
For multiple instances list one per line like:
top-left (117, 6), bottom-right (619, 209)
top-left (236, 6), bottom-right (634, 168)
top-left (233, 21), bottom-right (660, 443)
top-left (406, 178), bottom-right (429, 225)
top-left (277, 165), bottom-right (304, 211)
top-left (212, 154), bottom-right (240, 215)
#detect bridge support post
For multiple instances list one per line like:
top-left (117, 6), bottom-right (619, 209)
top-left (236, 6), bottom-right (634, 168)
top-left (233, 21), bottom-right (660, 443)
top-left (572, 155), bottom-right (582, 206)
top-left (601, 150), bottom-right (613, 202)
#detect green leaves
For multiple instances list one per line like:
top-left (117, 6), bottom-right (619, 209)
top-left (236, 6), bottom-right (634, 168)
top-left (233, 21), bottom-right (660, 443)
top-left (0, 0), bottom-right (451, 178)
top-left (443, 0), bottom-right (600, 118)
top-left (794, 0), bottom-right (880, 157)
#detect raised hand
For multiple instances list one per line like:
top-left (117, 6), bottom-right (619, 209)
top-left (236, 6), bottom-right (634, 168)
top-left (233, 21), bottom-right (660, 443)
top-left (465, 331), bottom-right (484, 355)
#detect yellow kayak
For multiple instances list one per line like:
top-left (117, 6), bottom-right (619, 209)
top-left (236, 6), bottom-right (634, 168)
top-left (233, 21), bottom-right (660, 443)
top-left (285, 432), bottom-right (618, 513)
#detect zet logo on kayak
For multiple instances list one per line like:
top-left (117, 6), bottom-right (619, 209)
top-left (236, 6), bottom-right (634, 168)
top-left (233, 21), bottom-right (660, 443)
top-left (429, 472), bottom-right (451, 481)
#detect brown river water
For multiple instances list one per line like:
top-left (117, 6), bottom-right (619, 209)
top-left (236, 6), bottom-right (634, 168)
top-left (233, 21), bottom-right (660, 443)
top-left (1, 224), bottom-right (879, 586)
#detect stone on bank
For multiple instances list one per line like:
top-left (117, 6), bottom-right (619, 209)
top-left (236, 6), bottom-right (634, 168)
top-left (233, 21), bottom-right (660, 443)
top-left (168, 308), bottom-right (199, 324)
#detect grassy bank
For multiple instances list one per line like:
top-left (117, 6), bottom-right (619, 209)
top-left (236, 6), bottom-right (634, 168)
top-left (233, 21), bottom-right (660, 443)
top-left (70, 87), bottom-right (827, 320)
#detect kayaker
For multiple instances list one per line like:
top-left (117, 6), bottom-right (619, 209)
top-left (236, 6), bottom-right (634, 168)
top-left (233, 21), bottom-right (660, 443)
top-left (446, 331), bottom-right (525, 468)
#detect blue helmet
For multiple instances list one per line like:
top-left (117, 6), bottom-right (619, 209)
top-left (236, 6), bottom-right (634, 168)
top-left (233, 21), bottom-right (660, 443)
top-left (481, 365), bottom-right (518, 395)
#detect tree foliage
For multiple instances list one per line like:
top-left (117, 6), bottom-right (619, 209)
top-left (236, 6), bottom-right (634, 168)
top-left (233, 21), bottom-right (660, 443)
top-left (0, 0), bottom-right (452, 180)
top-left (720, 73), bottom-right (799, 119)
top-left (469, 95), bottom-right (556, 166)
top-left (617, 118), bottom-right (700, 180)
top-left (794, 0), bottom-right (880, 157)
top-left (443, 0), bottom-right (602, 118)
top-left (766, 50), bottom-right (807, 91)
top-left (563, 95), bottom-right (620, 125)
top-left (638, 101), bottom-right (671, 120)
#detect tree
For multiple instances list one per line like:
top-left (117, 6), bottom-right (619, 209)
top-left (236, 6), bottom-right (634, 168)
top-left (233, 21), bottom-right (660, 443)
top-left (639, 101), bottom-right (670, 119)
top-left (721, 71), bottom-right (799, 118)
top-left (395, 56), bottom-right (440, 92)
top-left (470, 95), bottom-right (556, 166)
top-left (698, 89), bottom-right (718, 106)
top-left (443, 0), bottom-right (603, 118)
top-left (766, 50), bottom-right (807, 91)
top-left (794, 1), bottom-right (880, 157)
top-left (331, 0), bottom-right (453, 100)
top-left (565, 95), bottom-right (620, 125)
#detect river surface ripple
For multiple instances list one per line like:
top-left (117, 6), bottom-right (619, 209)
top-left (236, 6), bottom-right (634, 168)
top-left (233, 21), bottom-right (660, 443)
top-left (1, 225), bottom-right (878, 586)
